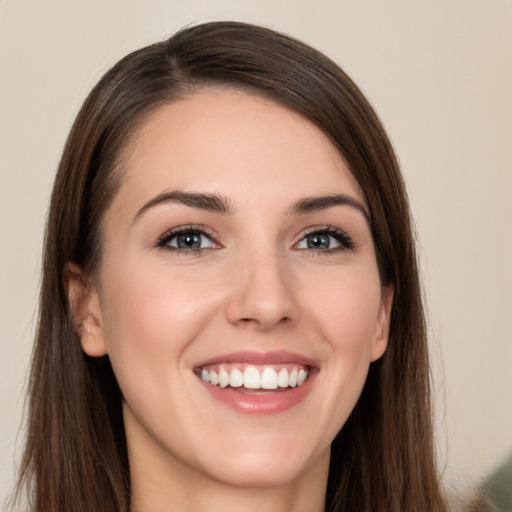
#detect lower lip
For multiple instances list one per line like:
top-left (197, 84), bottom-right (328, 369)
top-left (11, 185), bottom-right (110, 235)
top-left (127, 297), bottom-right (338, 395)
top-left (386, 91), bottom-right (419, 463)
top-left (199, 373), bottom-right (315, 415)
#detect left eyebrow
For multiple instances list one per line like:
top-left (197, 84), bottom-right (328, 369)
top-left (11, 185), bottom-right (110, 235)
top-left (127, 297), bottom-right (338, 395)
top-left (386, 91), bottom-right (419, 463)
top-left (291, 194), bottom-right (370, 225)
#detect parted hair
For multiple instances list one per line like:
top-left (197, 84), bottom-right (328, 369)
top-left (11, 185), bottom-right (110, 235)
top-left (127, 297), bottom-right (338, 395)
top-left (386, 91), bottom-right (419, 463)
top-left (14, 21), bottom-right (447, 512)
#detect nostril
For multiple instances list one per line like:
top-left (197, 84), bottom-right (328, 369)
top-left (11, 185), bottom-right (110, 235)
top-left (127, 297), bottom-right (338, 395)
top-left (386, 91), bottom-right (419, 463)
top-left (238, 315), bottom-right (291, 329)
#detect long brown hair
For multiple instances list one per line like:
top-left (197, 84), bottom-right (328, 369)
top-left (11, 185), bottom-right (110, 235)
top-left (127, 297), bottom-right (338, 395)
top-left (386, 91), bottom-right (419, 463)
top-left (14, 21), bottom-right (447, 512)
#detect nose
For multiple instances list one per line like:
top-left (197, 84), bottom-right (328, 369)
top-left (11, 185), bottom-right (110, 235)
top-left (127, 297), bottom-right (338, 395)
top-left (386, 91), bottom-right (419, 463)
top-left (226, 249), bottom-right (299, 331)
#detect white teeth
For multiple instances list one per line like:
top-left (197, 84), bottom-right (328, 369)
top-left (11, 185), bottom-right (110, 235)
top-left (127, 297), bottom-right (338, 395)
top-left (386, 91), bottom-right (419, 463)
top-left (209, 370), bottom-right (219, 385)
top-left (218, 368), bottom-right (230, 388)
top-left (297, 368), bottom-right (308, 386)
top-left (277, 368), bottom-right (289, 388)
top-left (200, 365), bottom-right (310, 390)
top-left (243, 366), bottom-right (261, 389)
top-left (261, 367), bottom-right (278, 389)
top-left (229, 368), bottom-right (244, 387)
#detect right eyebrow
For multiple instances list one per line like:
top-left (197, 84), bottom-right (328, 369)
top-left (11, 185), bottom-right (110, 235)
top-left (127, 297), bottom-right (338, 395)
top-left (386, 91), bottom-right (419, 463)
top-left (133, 190), bottom-right (234, 223)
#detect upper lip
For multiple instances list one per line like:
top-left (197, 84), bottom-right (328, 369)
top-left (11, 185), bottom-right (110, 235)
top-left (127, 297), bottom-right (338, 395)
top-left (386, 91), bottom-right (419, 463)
top-left (194, 350), bottom-right (317, 369)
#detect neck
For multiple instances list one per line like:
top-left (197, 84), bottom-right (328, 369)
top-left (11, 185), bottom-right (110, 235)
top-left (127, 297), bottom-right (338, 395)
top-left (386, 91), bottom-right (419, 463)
top-left (131, 474), bottom-right (327, 512)
top-left (128, 437), bottom-right (329, 512)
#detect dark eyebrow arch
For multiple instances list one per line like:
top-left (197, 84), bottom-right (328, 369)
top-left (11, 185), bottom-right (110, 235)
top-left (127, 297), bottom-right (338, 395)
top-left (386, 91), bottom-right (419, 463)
top-left (291, 194), bottom-right (371, 225)
top-left (134, 190), bottom-right (234, 222)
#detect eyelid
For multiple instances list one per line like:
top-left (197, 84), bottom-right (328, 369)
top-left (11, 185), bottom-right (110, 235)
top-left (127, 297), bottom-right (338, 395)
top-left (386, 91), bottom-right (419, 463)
top-left (293, 225), bottom-right (355, 251)
top-left (154, 224), bottom-right (354, 254)
top-left (155, 224), bottom-right (221, 250)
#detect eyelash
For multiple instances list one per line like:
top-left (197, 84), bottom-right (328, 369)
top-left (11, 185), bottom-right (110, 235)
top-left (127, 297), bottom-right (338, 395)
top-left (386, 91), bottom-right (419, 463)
top-left (155, 225), bottom-right (355, 254)
top-left (155, 225), bottom-right (220, 255)
top-left (295, 226), bottom-right (355, 253)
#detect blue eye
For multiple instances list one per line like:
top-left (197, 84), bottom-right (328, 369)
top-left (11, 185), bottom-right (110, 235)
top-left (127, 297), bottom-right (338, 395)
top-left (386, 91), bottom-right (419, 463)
top-left (296, 228), bottom-right (354, 251)
top-left (170, 232), bottom-right (212, 249)
top-left (301, 233), bottom-right (334, 250)
top-left (157, 227), bottom-right (217, 252)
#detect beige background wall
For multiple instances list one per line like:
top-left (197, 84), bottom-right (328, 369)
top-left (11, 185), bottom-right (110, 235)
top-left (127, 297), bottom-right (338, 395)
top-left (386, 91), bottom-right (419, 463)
top-left (1, 0), bottom-right (511, 503)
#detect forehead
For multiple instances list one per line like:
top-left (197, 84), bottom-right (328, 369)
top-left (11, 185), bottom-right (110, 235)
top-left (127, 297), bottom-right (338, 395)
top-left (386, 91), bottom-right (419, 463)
top-left (114, 89), bottom-right (365, 213)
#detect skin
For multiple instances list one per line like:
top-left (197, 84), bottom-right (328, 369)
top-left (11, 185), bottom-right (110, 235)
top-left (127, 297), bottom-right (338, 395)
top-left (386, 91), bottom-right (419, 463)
top-left (66, 89), bottom-right (393, 512)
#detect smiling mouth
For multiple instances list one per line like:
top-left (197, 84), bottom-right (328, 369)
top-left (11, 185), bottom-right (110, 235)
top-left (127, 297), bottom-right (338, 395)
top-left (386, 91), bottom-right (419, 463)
top-left (194, 352), bottom-right (316, 414)
top-left (196, 364), bottom-right (310, 391)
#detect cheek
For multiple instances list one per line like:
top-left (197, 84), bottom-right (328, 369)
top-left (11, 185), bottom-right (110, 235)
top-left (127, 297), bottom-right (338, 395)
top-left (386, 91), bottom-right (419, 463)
top-left (303, 264), bottom-right (382, 351)
top-left (301, 268), bottom-right (382, 435)
top-left (98, 260), bottom-right (224, 370)
top-left (299, 263), bottom-right (382, 420)
top-left (97, 261), bottom-right (230, 447)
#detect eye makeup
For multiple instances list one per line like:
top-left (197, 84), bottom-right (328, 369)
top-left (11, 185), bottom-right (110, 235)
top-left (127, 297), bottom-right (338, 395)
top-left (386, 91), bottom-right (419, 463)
top-left (154, 222), bottom-right (355, 258)
top-left (155, 224), bottom-right (221, 254)
top-left (294, 226), bottom-right (355, 253)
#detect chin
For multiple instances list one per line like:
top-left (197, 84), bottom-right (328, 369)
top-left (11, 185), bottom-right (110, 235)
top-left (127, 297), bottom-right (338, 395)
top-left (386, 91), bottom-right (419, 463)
top-left (202, 452), bottom-right (324, 489)
top-left (189, 429), bottom-right (330, 489)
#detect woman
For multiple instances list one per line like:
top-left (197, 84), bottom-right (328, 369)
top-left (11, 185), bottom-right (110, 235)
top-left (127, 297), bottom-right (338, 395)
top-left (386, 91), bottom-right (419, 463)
top-left (14, 21), bottom-right (448, 512)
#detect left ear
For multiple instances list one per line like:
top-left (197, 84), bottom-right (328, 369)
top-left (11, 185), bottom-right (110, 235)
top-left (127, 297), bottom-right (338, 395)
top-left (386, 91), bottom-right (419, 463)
top-left (370, 284), bottom-right (394, 362)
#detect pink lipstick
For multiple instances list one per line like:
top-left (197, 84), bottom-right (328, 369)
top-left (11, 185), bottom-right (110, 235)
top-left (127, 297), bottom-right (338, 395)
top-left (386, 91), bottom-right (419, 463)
top-left (194, 350), bottom-right (317, 415)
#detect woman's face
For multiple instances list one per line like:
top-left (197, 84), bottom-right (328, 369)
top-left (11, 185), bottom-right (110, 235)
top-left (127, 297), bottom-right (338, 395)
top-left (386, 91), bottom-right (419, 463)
top-left (73, 90), bottom-right (392, 490)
